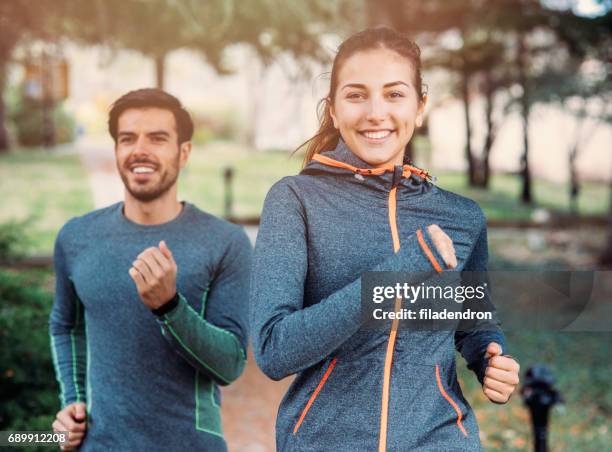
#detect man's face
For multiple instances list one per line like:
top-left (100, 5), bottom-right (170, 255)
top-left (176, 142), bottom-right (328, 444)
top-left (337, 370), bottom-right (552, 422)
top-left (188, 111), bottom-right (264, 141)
top-left (115, 108), bottom-right (190, 202)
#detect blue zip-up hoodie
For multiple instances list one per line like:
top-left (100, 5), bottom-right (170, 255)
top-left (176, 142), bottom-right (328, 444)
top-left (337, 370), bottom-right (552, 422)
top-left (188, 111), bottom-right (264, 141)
top-left (250, 140), bottom-right (506, 451)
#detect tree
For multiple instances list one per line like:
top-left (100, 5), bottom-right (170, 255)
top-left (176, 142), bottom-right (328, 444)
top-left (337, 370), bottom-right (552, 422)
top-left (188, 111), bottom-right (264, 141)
top-left (0, 1), bottom-right (55, 152)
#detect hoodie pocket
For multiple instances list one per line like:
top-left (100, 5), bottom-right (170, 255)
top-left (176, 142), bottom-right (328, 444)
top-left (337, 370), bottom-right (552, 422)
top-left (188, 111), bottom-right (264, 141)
top-left (434, 364), bottom-right (468, 437)
top-left (293, 357), bottom-right (338, 434)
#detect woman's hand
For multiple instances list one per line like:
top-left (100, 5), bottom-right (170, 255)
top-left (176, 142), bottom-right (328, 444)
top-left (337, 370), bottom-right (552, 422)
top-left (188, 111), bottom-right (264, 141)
top-left (426, 224), bottom-right (457, 269)
top-left (482, 342), bottom-right (520, 404)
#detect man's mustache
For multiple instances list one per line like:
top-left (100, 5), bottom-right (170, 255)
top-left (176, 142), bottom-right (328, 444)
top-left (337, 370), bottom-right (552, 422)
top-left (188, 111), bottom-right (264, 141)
top-left (125, 158), bottom-right (159, 169)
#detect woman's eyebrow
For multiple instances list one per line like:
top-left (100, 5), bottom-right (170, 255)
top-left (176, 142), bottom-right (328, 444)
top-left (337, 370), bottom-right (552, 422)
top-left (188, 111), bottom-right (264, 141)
top-left (384, 81), bottom-right (411, 89)
top-left (341, 83), bottom-right (366, 90)
top-left (341, 81), bottom-right (411, 90)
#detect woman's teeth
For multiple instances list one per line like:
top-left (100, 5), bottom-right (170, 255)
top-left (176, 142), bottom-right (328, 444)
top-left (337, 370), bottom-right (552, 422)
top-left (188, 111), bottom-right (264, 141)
top-left (363, 130), bottom-right (391, 139)
top-left (133, 167), bottom-right (154, 174)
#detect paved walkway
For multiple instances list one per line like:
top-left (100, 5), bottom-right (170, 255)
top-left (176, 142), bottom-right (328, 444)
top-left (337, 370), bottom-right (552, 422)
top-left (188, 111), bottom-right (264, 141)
top-left (76, 142), bottom-right (287, 451)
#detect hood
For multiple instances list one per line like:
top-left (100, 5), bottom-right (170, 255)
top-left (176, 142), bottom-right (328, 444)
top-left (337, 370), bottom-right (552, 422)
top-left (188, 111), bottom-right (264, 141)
top-left (300, 138), bottom-right (435, 197)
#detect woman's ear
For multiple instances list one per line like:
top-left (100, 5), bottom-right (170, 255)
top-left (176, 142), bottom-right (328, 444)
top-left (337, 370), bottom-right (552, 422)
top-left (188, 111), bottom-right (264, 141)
top-left (328, 98), bottom-right (338, 129)
top-left (415, 94), bottom-right (427, 128)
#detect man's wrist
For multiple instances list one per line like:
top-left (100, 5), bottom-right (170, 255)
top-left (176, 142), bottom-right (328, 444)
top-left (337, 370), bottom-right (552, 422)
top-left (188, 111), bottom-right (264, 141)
top-left (152, 292), bottom-right (180, 317)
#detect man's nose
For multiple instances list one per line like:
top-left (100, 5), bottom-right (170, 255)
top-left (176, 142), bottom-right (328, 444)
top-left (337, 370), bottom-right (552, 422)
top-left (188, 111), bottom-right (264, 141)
top-left (132, 135), bottom-right (150, 155)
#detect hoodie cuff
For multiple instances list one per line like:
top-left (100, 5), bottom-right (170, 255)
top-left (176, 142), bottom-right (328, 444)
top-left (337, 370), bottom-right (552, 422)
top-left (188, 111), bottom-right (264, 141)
top-left (379, 228), bottom-right (446, 273)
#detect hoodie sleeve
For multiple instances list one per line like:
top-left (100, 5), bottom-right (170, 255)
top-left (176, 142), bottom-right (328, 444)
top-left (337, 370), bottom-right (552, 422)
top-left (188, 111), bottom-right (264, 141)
top-left (250, 179), bottom-right (446, 381)
top-left (455, 223), bottom-right (506, 385)
top-left (49, 224), bottom-right (87, 407)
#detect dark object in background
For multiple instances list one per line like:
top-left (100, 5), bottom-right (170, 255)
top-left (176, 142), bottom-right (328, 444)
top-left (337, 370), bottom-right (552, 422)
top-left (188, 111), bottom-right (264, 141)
top-left (224, 166), bottom-right (234, 219)
top-left (521, 365), bottom-right (563, 452)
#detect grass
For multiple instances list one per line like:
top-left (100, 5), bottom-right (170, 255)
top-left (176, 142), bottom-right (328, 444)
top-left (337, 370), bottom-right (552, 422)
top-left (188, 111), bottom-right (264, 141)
top-left (179, 142), bottom-right (303, 218)
top-left (435, 171), bottom-right (609, 221)
top-left (459, 332), bottom-right (611, 451)
top-left (181, 142), bottom-right (609, 222)
top-left (0, 141), bottom-right (609, 255)
top-left (0, 147), bottom-right (93, 255)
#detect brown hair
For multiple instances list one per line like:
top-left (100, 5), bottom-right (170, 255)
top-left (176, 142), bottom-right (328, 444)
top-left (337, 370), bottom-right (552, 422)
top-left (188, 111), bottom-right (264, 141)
top-left (298, 27), bottom-right (425, 166)
top-left (108, 88), bottom-right (194, 145)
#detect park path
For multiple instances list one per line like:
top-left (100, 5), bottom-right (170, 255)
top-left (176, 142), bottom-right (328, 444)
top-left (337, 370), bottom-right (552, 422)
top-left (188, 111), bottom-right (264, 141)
top-left (76, 141), bottom-right (286, 451)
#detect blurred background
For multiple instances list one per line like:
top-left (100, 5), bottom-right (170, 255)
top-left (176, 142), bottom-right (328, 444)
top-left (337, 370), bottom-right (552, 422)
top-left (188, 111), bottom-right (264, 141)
top-left (0, 0), bottom-right (610, 450)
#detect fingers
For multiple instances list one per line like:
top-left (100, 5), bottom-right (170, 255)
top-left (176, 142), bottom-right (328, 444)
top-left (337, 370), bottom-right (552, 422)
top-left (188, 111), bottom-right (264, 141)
top-left (426, 224), bottom-right (457, 269)
top-left (484, 373), bottom-right (517, 393)
top-left (484, 366), bottom-right (520, 386)
top-left (149, 247), bottom-right (174, 274)
top-left (489, 355), bottom-right (520, 373)
top-left (56, 408), bottom-right (85, 433)
top-left (129, 266), bottom-right (146, 287)
top-left (159, 240), bottom-right (175, 263)
top-left (483, 354), bottom-right (520, 404)
top-left (131, 255), bottom-right (156, 283)
top-left (131, 247), bottom-right (174, 284)
top-left (73, 402), bottom-right (87, 422)
top-left (484, 342), bottom-right (503, 360)
top-left (53, 405), bottom-right (87, 451)
top-left (483, 386), bottom-right (507, 403)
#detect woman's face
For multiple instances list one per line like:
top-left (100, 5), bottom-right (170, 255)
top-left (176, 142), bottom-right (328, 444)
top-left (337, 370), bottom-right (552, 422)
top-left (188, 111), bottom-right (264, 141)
top-left (330, 48), bottom-right (425, 168)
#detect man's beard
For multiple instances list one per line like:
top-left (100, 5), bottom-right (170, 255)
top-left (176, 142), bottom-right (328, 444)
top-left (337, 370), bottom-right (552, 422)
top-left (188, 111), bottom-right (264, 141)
top-left (119, 159), bottom-right (180, 202)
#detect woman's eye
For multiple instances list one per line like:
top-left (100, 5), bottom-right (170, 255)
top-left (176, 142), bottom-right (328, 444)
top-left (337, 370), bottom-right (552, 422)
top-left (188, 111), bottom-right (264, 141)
top-left (346, 92), bottom-right (365, 100)
top-left (388, 91), bottom-right (405, 98)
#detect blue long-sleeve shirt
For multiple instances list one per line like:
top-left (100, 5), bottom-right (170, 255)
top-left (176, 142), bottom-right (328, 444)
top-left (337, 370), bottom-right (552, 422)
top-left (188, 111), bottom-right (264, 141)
top-left (49, 202), bottom-right (251, 451)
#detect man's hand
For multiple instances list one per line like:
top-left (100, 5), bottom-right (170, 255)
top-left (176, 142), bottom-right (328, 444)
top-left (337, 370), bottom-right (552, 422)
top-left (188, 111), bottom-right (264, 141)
top-left (129, 240), bottom-right (177, 310)
top-left (52, 402), bottom-right (87, 451)
top-left (482, 342), bottom-right (520, 404)
top-left (427, 224), bottom-right (457, 269)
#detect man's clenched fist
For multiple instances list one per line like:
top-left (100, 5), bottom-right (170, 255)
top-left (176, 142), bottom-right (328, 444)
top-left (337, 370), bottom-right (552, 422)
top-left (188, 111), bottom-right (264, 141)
top-left (482, 342), bottom-right (520, 404)
top-left (52, 402), bottom-right (87, 451)
top-left (129, 240), bottom-right (177, 310)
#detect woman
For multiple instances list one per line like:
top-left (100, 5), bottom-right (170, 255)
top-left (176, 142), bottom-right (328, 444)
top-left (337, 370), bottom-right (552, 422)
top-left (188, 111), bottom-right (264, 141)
top-left (250, 27), bottom-right (520, 451)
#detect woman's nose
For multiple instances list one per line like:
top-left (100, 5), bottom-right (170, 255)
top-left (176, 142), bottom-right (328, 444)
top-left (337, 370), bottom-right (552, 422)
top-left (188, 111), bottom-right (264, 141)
top-left (365, 97), bottom-right (387, 122)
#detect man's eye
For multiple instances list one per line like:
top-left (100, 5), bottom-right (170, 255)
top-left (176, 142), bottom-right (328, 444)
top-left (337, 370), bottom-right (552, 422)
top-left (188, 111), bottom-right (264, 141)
top-left (120, 137), bottom-right (133, 143)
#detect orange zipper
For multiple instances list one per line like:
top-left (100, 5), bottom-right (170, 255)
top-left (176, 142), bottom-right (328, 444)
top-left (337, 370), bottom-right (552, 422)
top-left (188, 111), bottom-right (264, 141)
top-left (293, 358), bottom-right (338, 434)
top-left (435, 365), bottom-right (468, 437)
top-left (308, 154), bottom-right (444, 450)
top-left (378, 185), bottom-right (402, 452)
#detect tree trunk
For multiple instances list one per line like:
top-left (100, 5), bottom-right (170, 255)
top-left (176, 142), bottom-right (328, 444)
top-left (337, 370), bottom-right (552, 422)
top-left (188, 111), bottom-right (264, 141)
top-left (154, 53), bottom-right (166, 89)
top-left (518, 33), bottom-right (533, 204)
top-left (0, 59), bottom-right (9, 153)
top-left (462, 65), bottom-right (476, 186)
top-left (568, 145), bottom-right (579, 215)
top-left (480, 70), bottom-right (496, 189)
top-left (599, 167), bottom-right (612, 266)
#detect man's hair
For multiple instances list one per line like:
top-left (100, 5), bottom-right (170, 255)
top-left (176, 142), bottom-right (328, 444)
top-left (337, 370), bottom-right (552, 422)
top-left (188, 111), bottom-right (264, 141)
top-left (108, 88), bottom-right (194, 145)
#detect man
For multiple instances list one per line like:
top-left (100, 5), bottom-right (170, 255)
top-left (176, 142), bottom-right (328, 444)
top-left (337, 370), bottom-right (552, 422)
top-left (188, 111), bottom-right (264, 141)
top-left (49, 88), bottom-right (251, 451)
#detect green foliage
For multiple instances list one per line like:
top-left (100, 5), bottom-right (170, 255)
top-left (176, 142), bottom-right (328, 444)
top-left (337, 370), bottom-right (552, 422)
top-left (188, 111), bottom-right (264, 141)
top-left (10, 100), bottom-right (75, 147)
top-left (0, 220), bottom-right (31, 261)
top-left (191, 109), bottom-right (241, 145)
top-left (0, 268), bottom-right (59, 437)
top-left (0, 149), bottom-right (93, 255)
